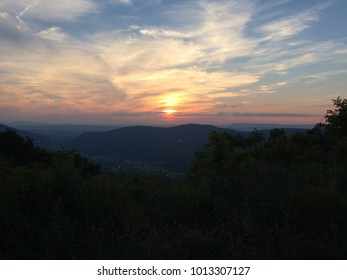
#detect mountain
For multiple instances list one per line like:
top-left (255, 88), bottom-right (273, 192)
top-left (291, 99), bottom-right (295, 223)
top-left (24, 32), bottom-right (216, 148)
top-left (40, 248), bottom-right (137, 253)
top-left (260, 127), bottom-right (310, 138)
top-left (66, 124), bottom-right (245, 172)
top-left (2, 122), bottom-right (312, 173)
top-left (0, 124), bottom-right (56, 150)
top-left (223, 123), bottom-right (314, 131)
top-left (5, 123), bottom-right (123, 143)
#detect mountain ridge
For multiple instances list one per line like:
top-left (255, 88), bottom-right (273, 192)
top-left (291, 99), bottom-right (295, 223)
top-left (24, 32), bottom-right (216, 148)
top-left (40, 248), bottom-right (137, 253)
top-left (0, 124), bottom-right (56, 150)
top-left (65, 124), bottom-right (245, 172)
top-left (2, 122), bottom-right (310, 173)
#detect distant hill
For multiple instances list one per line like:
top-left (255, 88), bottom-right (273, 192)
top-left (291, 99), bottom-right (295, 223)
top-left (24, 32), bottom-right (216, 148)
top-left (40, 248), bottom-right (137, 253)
top-left (223, 123), bottom-right (314, 131)
top-left (5, 123), bottom-right (122, 143)
top-left (260, 127), bottom-right (310, 138)
top-left (66, 124), bottom-right (245, 172)
top-left (0, 124), bottom-right (56, 150)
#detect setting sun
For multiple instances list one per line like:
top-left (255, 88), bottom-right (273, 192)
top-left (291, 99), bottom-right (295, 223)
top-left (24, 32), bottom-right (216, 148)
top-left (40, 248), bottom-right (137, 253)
top-left (163, 109), bottom-right (177, 115)
top-left (160, 97), bottom-right (180, 117)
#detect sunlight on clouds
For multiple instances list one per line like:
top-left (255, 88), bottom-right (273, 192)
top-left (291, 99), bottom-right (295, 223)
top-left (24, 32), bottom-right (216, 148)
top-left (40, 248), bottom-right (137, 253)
top-left (163, 109), bottom-right (177, 116)
top-left (37, 27), bottom-right (69, 41)
top-left (95, 32), bottom-right (204, 74)
top-left (259, 81), bottom-right (287, 94)
top-left (114, 67), bottom-right (259, 112)
top-left (0, 34), bottom-right (124, 114)
top-left (163, 98), bottom-right (180, 108)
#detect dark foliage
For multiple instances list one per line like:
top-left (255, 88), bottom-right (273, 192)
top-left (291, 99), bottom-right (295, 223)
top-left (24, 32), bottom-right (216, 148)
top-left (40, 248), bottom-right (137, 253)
top-left (0, 97), bottom-right (346, 259)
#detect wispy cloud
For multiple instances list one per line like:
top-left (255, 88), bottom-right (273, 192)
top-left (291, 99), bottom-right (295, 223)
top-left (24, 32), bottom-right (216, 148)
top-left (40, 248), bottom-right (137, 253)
top-left (2, 0), bottom-right (96, 22)
top-left (16, 0), bottom-right (41, 22)
top-left (258, 10), bottom-right (318, 41)
top-left (109, 0), bottom-right (133, 6)
top-left (258, 2), bottom-right (332, 41)
top-left (304, 69), bottom-right (347, 84)
top-left (37, 26), bottom-right (69, 41)
top-left (0, 12), bottom-right (31, 44)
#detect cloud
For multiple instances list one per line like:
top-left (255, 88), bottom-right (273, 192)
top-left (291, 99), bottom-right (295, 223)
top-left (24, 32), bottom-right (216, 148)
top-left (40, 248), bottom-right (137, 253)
top-left (304, 69), bottom-right (347, 84)
top-left (109, 67), bottom-right (259, 114)
top-left (37, 26), bottom-right (69, 41)
top-left (275, 53), bottom-right (318, 72)
top-left (168, 0), bottom-right (256, 62)
top-left (109, 0), bottom-right (133, 5)
top-left (2, 0), bottom-right (96, 22)
top-left (16, 0), bottom-right (40, 22)
top-left (0, 12), bottom-right (29, 43)
top-left (242, 39), bottom-right (344, 77)
top-left (259, 11), bottom-right (318, 41)
top-left (256, 81), bottom-right (288, 94)
top-left (134, 0), bottom-right (257, 64)
top-left (233, 112), bottom-right (320, 117)
top-left (160, 110), bottom-right (321, 119)
top-left (257, 2), bottom-right (332, 41)
top-left (0, 29), bottom-right (126, 114)
top-left (215, 102), bottom-right (246, 108)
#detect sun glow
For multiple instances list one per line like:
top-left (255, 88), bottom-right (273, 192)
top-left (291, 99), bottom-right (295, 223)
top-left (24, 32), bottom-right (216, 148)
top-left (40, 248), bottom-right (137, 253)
top-left (159, 96), bottom-right (181, 116)
top-left (163, 98), bottom-right (180, 107)
top-left (163, 109), bottom-right (177, 115)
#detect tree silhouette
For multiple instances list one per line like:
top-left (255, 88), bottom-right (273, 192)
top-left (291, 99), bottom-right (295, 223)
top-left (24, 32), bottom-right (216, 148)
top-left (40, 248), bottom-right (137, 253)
top-left (322, 96), bottom-right (347, 137)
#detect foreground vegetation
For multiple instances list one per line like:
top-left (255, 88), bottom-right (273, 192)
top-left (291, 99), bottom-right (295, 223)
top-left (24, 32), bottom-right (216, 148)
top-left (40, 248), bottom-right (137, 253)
top-left (1, 97), bottom-right (346, 259)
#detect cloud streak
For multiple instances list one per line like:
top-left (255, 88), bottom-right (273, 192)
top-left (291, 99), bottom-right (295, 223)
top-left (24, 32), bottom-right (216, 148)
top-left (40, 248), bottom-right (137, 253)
top-left (3, 0), bottom-right (96, 22)
top-left (17, 0), bottom-right (40, 22)
top-left (233, 112), bottom-right (320, 118)
top-left (258, 10), bottom-right (318, 41)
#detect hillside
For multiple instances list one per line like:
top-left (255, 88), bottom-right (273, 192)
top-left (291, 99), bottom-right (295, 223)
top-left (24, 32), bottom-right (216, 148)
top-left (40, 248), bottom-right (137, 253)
top-left (65, 124), bottom-right (245, 172)
top-left (5, 123), bottom-right (121, 143)
top-left (0, 124), bottom-right (56, 150)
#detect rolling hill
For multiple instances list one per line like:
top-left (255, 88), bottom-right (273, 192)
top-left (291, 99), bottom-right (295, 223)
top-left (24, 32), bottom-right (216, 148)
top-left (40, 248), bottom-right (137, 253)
top-left (0, 124), bottom-right (56, 150)
top-left (65, 124), bottom-right (245, 172)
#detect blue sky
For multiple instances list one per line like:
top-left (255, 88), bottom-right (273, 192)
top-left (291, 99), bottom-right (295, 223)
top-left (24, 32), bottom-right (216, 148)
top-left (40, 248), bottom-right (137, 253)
top-left (0, 0), bottom-right (346, 125)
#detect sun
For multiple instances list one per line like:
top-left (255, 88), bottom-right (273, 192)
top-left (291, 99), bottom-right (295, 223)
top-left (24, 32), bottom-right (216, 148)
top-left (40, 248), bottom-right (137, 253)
top-left (163, 109), bottom-right (177, 115)
top-left (159, 96), bottom-right (180, 116)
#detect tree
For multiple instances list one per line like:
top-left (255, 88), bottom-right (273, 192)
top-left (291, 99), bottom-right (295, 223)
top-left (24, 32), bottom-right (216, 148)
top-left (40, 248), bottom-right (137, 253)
top-left (249, 129), bottom-right (264, 145)
top-left (323, 96), bottom-right (347, 137)
top-left (269, 128), bottom-right (286, 141)
top-left (0, 129), bottom-right (48, 165)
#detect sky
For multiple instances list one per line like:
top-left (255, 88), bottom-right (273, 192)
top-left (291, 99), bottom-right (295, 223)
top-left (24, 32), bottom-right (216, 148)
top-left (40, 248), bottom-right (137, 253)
top-left (0, 0), bottom-right (346, 125)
